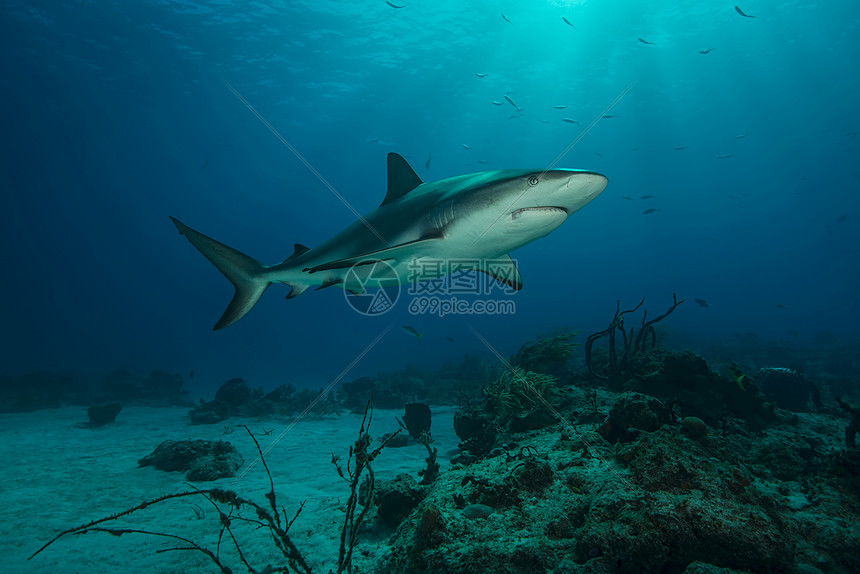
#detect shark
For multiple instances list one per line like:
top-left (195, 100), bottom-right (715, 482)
top-left (170, 153), bottom-right (607, 329)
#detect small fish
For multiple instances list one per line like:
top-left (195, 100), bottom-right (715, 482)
top-left (477, 160), bottom-right (489, 164)
top-left (540, 119), bottom-right (550, 123)
top-left (501, 13), bottom-right (512, 24)
top-left (775, 303), bottom-right (788, 310)
top-left (734, 5), bottom-right (755, 18)
top-left (386, 1), bottom-right (405, 8)
top-left (562, 118), bottom-right (579, 124)
top-left (189, 369), bottom-right (195, 379)
top-left (640, 195), bottom-right (653, 199)
top-left (694, 298), bottom-right (709, 308)
top-left (638, 38), bottom-right (655, 45)
top-left (503, 94), bottom-right (520, 110)
top-left (197, 158), bottom-right (209, 174)
top-left (491, 100), bottom-right (504, 105)
top-left (622, 196), bottom-right (634, 201)
top-left (602, 114), bottom-right (617, 118)
top-left (631, 147), bottom-right (640, 151)
top-left (836, 215), bottom-right (848, 223)
top-left (716, 154), bottom-right (733, 159)
top-left (425, 155), bottom-right (432, 170)
top-left (446, 335), bottom-right (455, 343)
top-left (787, 329), bottom-right (799, 338)
top-left (642, 208), bottom-right (660, 215)
top-left (475, 73), bottom-right (487, 78)
top-left (699, 48), bottom-right (714, 54)
top-left (553, 105), bottom-right (568, 109)
top-left (735, 134), bottom-right (747, 139)
top-left (674, 146), bottom-right (688, 150)
top-left (562, 17), bottom-right (576, 29)
top-left (462, 144), bottom-right (471, 149)
top-left (402, 325), bottom-right (423, 342)
top-left (594, 151), bottom-right (602, 157)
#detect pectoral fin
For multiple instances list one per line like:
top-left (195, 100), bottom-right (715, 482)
top-left (477, 254), bottom-right (523, 291)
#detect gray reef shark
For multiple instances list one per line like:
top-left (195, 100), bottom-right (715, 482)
top-left (171, 153), bottom-right (607, 329)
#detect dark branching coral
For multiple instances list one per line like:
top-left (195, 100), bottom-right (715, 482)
top-left (585, 293), bottom-right (685, 382)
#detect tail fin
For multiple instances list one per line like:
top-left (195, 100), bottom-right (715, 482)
top-left (170, 217), bottom-right (270, 330)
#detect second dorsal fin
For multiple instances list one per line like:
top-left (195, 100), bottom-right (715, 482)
top-left (283, 243), bottom-right (310, 263)
top-left (380, 153), bottom-right (423, 207)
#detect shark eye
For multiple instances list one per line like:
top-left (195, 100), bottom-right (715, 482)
top-left (528, 175), bottom-right (539, 186)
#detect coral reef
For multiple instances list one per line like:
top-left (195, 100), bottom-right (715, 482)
top-left (511, 330), bottom-right (579, 379)
top-left (376, 396), bottom-right (859, 574)
top-left (338, 355), bottom-right (500, 411)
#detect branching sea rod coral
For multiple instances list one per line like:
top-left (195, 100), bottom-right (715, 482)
top-left (585, 293), bottom-right (685, 381)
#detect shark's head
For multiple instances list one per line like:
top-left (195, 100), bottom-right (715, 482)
top-left (440, 168), bottom-right (608, 254)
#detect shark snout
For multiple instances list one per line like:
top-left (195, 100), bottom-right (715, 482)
top-left (555, 170), bottom-right (608, 212)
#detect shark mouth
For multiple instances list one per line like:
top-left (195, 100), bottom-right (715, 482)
top-left (510, 206), bottom-right (568, 220)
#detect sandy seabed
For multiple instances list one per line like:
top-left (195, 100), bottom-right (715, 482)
top-left (0, 404), bottom-right (458, 573)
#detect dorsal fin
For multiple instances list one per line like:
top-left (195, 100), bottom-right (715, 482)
top-left (381, 152), bottom-right (423, 207)
top-left (283, 243), bottom-right (310, 263)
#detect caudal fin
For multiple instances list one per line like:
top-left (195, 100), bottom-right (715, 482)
top-left (170, 217), bottom-right (270, 330)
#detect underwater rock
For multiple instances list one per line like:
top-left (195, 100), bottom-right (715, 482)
top-left (100, 369), bottom-right (190, 406)
top-left (339, 376), bottom-right (405, 411)
top-left (453, 406), bottom-right (496, 457)
top-left (373, 473), bottom-right (426, 527)
top-left (756, 368), bottom-right (821, 412)
top-left (87, 402), bottom-right (123, 426)
top-left (625, 350), bottom-right (777, 429)
top-left (0, 368), bottom-right (191, 414)
top-left (599, 392), bottom-right (672, 444)
top-left (416, 504), bottom-right (444, 542)
top-left (509, 409), bottom-right (556, 432)
top-left (513, 457), bottom-right (554, 494)
top-left (511, 331), bottom-right (578, 379)
top-left (138, 439), bottom-right (242, 481)
top-left (461, 503), bottom-right (494, 520)
top-left (681, 416), bottom-right (709, 440)
top-left (380, 431), bottom-right (409, 448)
top-left (188, 399), bottom-right (231, 425)
top-left (214, 378), bottom-right (251, 406)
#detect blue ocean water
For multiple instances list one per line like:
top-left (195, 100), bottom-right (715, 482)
top-left (1, 0), bottom-right (858, 387)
